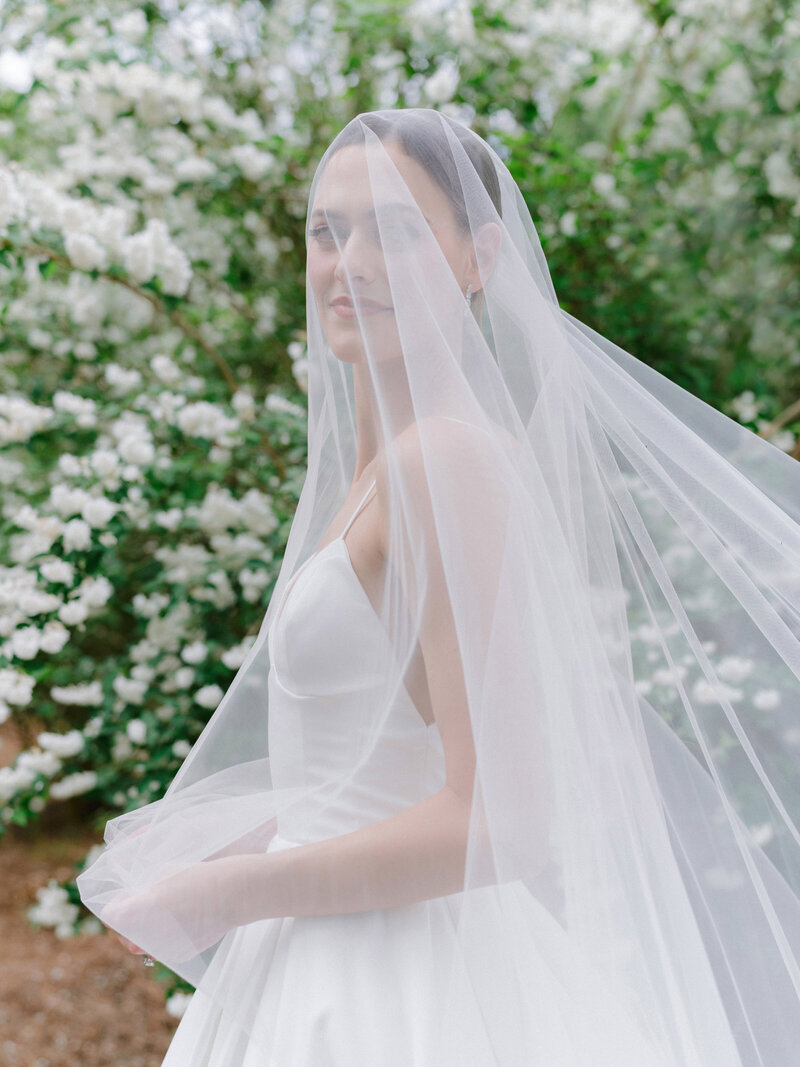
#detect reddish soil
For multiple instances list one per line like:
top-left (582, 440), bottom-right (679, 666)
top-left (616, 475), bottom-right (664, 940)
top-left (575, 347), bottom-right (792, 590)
top-left (0, 725), bottom-right (178, 1066)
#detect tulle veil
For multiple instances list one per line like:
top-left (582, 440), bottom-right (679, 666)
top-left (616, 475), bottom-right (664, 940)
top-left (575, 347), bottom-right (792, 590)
top-left (78, 108), bottom-right (800, 1065)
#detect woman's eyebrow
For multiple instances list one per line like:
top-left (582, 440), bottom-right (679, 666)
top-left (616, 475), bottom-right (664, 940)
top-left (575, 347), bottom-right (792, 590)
top-left (311, 203), bottom-right (430, 222)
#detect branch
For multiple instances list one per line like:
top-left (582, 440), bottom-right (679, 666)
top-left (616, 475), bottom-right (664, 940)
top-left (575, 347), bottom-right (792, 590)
top-left (0, 236), bottom-right (288, 478)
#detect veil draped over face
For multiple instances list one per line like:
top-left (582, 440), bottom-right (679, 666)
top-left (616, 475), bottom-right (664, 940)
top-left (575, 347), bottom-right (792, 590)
top-left (78, 109), bottom-right (800, 1065)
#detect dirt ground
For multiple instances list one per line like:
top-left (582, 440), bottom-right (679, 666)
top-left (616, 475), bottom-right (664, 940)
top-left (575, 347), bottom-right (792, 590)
top-left (0, 725), bottom-right (179, 1067)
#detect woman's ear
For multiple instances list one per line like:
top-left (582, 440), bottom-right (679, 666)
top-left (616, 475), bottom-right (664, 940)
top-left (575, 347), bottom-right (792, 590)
top-left (466, 222), bottom-right (503, 294)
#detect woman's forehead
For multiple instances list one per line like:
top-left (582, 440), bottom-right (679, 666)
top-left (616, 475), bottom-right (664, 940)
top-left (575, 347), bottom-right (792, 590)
top-left (310, 142), bottom-right (447, 224)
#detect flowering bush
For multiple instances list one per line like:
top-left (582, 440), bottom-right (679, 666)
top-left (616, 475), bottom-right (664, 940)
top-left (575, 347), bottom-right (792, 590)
top-left (1, 0), bottom-right (798, 973)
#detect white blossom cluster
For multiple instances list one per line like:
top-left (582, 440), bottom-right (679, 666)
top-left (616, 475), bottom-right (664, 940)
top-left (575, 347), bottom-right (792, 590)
top-left (0, 166), bottom-right (192, 296)
top-left (0, 395), bottom-right (54, 445)
top-left (28, 880), bottom-right (80, 939)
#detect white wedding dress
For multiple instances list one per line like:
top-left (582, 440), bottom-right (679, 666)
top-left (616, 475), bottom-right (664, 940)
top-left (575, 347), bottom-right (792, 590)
top-left (161, 479), bottom-right (681, 1066)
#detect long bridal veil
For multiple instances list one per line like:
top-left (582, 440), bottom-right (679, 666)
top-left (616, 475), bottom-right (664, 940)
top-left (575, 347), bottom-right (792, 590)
top-left (79, 108), bottom-right (800, 1065)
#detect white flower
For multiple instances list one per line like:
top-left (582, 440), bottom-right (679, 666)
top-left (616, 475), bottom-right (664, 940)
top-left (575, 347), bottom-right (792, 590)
top-left (0, 667), bottom-right (35, 706)
top-left (131, 663), bottom-right (156, 685)
top-left (0, 764), bottom-right (37, 801)
top-left (10, 625), bottom-right (41, 660)
top-left (769, 429), bottom-right (796, 453)
top-left (39, 621), bottom-right (70, 655)
top-left (126, 719), bottom-right (147, 745)
top-left (176, 401), bottom-right (239, 443)
top-left (28, 880), bottom-right (79, 935)
top-left (113, 676), bottom-right (148, 705)
top-left (77, 575), bottom-right (113, 609)
top-left (50, 770), bottom-right (98, 799)
top-left (753, 688), bottom-right (781, 711)
top-left (50, 681), bottom-right (103, 706)
top-left (291, 357), bottom-right (308, 394)
top-left (730, 390), bottom-right (763, 424)
top-left (58, 600), bottom-right (90, 626)
top-left (83, 717), bottom-right (103, 739)
top-left (0, 395), bottom-right (53, 443)
top-left (559, 211), bottom-right (578, 237)
top-left (132, 591), bottom-right (170, 619)
top-left (38, 730), bottom-right (85, 759)
top-left (188, 487), bottom-right (241, 534)
top-left (171, 739), bottom-right (192, 759)
top-left (232, 390), bottom-right (256, 420)
top-left (221, 635), bottom-right (255, 670)
top-left (0, 49), bottom-right (33, 95)
top-left (763, 150), bottom-right (800, 201)
top-left (424, 60), bottom-right (460, 104)
top-left (0, 168), bottom-right (24, 232)
top-left (238, 567), bottom-right (271, 602)
top-left (165, 992), bottom-right (193, 1019)
top-left (62, 519), bottom-right (92, 551)
top-left (118, 433), bottom-right (155, 466)
top-left (749, 822), bottom-right (774, 848)
top-left (18, 749), bottom-right (62, 776)
top-left (112, 733), bottom-right (133, 762)
top-left (591, 172), bottom-right (616, 198)
top-left (194, 683), bottom-right (224, 710)
top-left (716, 656), bottom-right (754, 683)
top-left (64, 231), bottom-right (107, 272)
top-left (160, 244), bottom-right (192, 296)
top-left (174, 666), bottom-right (196, 689)
top-left (175, 156), bottom-right (217, 182)
top-left (105, 365), bottom-right (142, 393)
top-left (229, 144), bottom-right (276, 182)
top-left (155, 507), bottom-right (183, 531)
top-left (39, 559), bottom-right (74, 584)
top-left (82, 496), bottom-right (117, 528)
top-left (181, 641), bottom-right (207, 665)
top-left (152, 354), bottom-right (183, 385)
top-left (445, 0), bottom-right (476, 46)
top-left (52, 391), bottom-right (97, 426)
top-left (122, 230), bottom-right (157, 283)
top-left (653, 665), bottom-right (687, 687)
top-left (692, 678), bottom-right (743, 705)
top-left (708, 60), bottom-right (753, 111)
top-left (765, 233), bottom-right (793, 253)
top-left (58, 455), bottom-right (83, 477)
top-left (50, 484), bottom-right (90, 518)
top-left (648, 103), bottom-right (693, 154)
top-left (113, 9), bottom-right (148, 42)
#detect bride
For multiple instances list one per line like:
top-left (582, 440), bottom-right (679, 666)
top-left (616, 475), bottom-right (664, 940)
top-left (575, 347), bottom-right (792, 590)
top-left (79, 108), bottom-right (800, 1066)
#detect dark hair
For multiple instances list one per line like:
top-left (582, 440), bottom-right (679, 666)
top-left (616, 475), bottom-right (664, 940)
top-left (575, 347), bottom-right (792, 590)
top-left (327, 110), bottom-right (502, 231)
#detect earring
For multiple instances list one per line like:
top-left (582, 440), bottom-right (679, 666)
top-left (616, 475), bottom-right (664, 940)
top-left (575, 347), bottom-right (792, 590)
top-left (465, 282), bottom-right (473, 310)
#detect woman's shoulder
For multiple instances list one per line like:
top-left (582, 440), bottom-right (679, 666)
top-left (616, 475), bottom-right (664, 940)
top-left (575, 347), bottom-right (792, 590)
top-left (393, 415), bottom-right (518, 475)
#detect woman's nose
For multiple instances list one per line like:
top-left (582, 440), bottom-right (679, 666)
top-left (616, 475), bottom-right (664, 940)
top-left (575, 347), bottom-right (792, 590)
top-left (333, 230), bottom-right (377, 286)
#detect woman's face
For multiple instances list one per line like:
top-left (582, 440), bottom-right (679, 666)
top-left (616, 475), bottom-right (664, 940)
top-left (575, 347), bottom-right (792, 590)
top-left (307, 140), bottom-right (474, 365)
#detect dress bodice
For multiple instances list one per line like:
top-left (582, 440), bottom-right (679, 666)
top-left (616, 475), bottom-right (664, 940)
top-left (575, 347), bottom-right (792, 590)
top-left (267, 479), bottom-right (445, 844)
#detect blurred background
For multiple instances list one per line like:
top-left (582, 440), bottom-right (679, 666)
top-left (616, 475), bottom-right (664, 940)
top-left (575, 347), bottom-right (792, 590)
top-left (1, 0), bottom-right (798, 1062)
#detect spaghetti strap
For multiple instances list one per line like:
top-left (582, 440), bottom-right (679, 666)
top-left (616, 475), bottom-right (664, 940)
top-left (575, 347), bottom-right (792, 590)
top-left (271, 478), bottom-right (378, 631)
top-left (341, 477), bottom-right (377, 539)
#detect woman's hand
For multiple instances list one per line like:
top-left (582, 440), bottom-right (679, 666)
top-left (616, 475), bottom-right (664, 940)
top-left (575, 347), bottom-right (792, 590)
top-left (101, 854), bottom-right (261, 963)
top-left (113, 929), bottom-right (147, 955)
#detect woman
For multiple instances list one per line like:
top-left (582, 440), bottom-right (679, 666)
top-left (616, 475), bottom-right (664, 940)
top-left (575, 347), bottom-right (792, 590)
top-left (79, 109), bottom-right (800, 1065)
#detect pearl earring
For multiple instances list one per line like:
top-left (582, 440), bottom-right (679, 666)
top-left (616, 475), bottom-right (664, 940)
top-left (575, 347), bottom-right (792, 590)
top-left (465, 282), bottom-right (473, 310)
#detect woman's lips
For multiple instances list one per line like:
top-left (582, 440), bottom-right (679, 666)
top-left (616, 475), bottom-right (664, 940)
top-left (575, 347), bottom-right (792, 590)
top-left (330, 299), bottom-right (392, 318)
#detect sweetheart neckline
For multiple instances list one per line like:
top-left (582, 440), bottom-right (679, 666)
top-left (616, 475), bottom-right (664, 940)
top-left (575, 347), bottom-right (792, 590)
top-left (268, 539), bottom-right (437, 731)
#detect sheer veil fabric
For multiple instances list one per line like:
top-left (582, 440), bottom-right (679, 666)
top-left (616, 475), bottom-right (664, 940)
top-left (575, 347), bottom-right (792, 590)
top-left (78, 109), bottom-right (800, 1065)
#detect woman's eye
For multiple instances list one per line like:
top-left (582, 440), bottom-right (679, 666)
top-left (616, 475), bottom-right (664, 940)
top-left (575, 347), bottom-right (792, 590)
top-left (382, 222), bottom-right (419, 243)
top-left (309, 225), bottom-right (341, 246)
